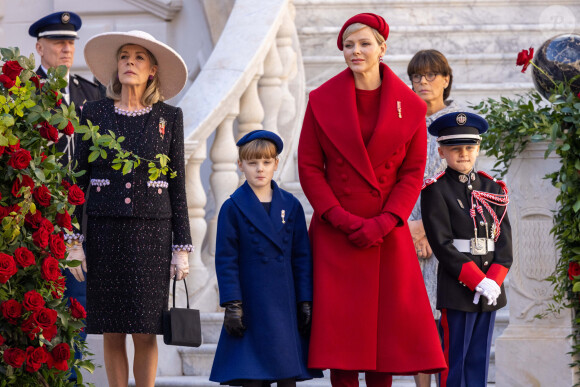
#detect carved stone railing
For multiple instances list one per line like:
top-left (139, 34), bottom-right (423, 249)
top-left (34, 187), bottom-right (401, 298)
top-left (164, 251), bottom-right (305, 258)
top-left (177, 0), bottom-right (304, 311)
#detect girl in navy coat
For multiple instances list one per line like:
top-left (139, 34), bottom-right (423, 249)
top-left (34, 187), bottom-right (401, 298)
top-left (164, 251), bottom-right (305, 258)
top-left (210, 130), bottom-right (322, 386)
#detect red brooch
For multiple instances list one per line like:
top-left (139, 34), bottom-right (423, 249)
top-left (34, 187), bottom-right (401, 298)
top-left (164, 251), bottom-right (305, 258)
top-left (159, 117), bottom-right (166, 139)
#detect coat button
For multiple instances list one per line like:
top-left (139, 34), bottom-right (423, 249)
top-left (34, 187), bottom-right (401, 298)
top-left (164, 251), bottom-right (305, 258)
top-left (468, 184), bottom-right (473, 190)
top-left (341, 173), bottom-right (348, 181)
top-left (261, 257), bottom-right (269, 263)
top-left (158, 188), bottom-right (162, 194)
top-left (336, 157), bottom-right (344, 166)
top-left (124, 197), bottom-right (131, 204)
top-left (371, 190), bottom-right (379, 197)
top-left (384, 162), bottom-right (392, 169)
top-left (283, 236), bottom-right (289, 243)
top-left (125, 182), bottom-right (131, 189)
top-left (344, 188), bottom-right (351, 195)
top-left (277, 255), bottom-right (284, 262)
top-left (484, 261), bottom-right (489, 266)
top-left (252, 237), bottom-right (259, 244)
top-left (249, 227), bottom-right (256, 233)
top-left (379, 176), bottom-right (386, 184)
top-left (257, 247), bottom-right (265, 255)
top-left (96, 186), bottom-right (101, 192)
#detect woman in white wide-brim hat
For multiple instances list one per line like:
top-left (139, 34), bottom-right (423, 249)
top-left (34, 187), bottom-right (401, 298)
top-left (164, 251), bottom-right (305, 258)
top-left (67, 30), bottom-right (192, 387)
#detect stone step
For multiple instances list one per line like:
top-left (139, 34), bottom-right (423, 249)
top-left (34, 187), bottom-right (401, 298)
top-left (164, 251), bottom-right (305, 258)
top-left (294, 0), bottom-right (579, 29)
top-left (297, 23), bottom-right (574, 57)
top-left (304, 53), bottom-right (532, 86)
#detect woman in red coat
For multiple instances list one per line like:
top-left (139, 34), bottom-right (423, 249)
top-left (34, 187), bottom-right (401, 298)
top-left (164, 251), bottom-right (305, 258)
top-left (298, 13), bottom-right (447, 386)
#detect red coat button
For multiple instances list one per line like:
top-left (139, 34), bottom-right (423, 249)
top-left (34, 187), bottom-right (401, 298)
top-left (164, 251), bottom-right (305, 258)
top-left (344, 188), bottom-right (351, 195)
top-left (371, 190), bottom-right (379, 197)
top-left (379, 176), bottom-right (386, 184)
top-left (385, 162), bottom-right (392, 169)
top-left (341, 173), bottom-right (348, 181)
top-left (336, 158), bottom-right (344, 165)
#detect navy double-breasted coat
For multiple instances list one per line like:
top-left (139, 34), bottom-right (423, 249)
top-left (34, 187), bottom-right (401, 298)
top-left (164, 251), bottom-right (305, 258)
top-left (210, 181), bottom-right (322, 384)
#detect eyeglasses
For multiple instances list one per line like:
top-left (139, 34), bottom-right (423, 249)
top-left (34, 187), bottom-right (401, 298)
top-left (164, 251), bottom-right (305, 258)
top-left (410, 72), bottom-right (439, 83)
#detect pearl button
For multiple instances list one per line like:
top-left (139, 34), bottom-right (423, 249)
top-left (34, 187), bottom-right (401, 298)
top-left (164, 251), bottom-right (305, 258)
top-left (124, 197), bottom-right (131, 204)
top-left (125, 182), bottom-right (131, 189)
top-left (158, 188), bottom-right (162, 194)
top-left (96, 186), bottom-right (101, 192)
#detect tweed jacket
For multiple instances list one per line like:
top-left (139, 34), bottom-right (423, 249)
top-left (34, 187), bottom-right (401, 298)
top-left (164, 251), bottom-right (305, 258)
top-left (73, 98), bottom-right (192, 246)
top-left (421, 167), bottom-right (512, 312)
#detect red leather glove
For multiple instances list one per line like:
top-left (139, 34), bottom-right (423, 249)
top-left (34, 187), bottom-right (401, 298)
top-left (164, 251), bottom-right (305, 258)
top-left (348, 212), bottom-right (398, 249)
top-left (324, 206), bottom-right (364, 235)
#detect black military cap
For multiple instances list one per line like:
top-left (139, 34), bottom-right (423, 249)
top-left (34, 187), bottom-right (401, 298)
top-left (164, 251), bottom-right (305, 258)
top-left (29, 11), bottom-right (82, 40)
top-left (428, 112), bottom-right (488, 146)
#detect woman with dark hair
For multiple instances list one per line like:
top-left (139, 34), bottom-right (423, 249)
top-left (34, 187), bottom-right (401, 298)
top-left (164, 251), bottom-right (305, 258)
top-left (298, 13), bottom-right (447, 387)
top-left (407, 49), bottom-right (465, 387)
top-left (68, 30), bottom-right (192, 387)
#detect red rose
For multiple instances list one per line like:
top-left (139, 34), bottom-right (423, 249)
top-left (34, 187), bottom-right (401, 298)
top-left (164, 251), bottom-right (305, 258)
top-left (30, 75), bottom-right (42, 89)
top-left (21, 315), bottom-right (40, 340)
top-left (33, 307), bottom-right (57, 330)
top-left (33, 227), bottom-right (50, 249)
top-left (568, 262), bottom-right (580, 281)
top-left (7, 140), bottom-right (20, 154)
top-left (41, 256), bottom-right (60, 281)
top-left (0, 253), bottom-right (18, 284)
top-left (61, 180), bottom-right (71, 190)
top-left (516, 47), bottom-right (534, 73)
top-left (49, 233), bottom-right (66, 260)
top-left (12, 174), bottom-right (35, 197)
top-left (33, 185), bottom-right (52, 207)
top-left (51, 343), bottom-right (70, 371)
top-left (24, 209), bottom-right (43, 229)
top-left (25, 346), bottom-right (48, 372)
top-left (56, 211), bottom-right (72, 231)
top-left (23, 290), bottom-right (45, 311)
top-left (0, 191), bottom-right (2, 200)
top-left (14, 246), bottom-right (35, 268)
top-left (69, 298), bottom-right (87, 319)
top-left (42, 324), bottom-right (57, 342)
top-left (0, 206), bottom-right (8, 220)
top-left (38, 121), bottom-right (59, 142)
top-left (7, 204), bottom-right (21, 216)
top-left (1, 299), bottom-right (22, 324)
top-left (40, 152), bottom-right (47, 162)
top-left (3, 348), bottom-right (26, 369)
top-left (67, 184), bottom-right (85, 205)
top-left (0, 74), bottom-right (15, 89)
top-left (7, 148), bottom-right (32, 170)
top-left (0, 333), bottom-right (4, 345)
top-left (63, 120), bottom-right (74, 136)
top-left (40, 218), bottom-right (54, 233)
top-left (52, 91), bottom-right (62, 107)
top-left (2, 60), bottom-right (23, 80)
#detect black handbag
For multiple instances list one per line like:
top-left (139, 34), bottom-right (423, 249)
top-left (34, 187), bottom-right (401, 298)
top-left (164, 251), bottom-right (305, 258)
top-left (162, 277), bottom-right (202, 347)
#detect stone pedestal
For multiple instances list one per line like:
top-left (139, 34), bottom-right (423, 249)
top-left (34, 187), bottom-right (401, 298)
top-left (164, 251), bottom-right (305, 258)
top-left (495, 142), bottom-right (578, 386)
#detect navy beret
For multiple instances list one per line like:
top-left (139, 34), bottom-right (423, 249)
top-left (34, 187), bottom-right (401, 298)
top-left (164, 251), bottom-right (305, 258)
top-left (236, 130), bottom-right (283, 154)
top-left (29, 11), bottom-right (82, 40)
top-left (428, 112), bottom-right (488, 146)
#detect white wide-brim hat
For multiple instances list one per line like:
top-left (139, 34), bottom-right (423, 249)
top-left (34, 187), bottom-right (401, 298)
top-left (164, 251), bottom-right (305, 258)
top-left (84, 30), bottom-right (188, 100)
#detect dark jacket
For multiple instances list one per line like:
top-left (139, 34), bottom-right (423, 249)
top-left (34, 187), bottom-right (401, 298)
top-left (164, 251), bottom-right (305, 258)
top-left (73, 98), bottom-right (191, 246)
top-left (210, 181), bottom-right (321, 383)
top-left (421, 167), bottom-right (512, 312)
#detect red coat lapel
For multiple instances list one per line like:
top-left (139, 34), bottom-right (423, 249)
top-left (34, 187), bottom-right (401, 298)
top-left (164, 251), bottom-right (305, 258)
top-left (308, 69), bottom-right (377, 189)
top-left (365, 64), bottom-right (427, 167)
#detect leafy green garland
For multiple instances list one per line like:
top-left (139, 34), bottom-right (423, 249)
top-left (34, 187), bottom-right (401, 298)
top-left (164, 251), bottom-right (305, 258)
top-left (472, 77), bottom-right (580, 370)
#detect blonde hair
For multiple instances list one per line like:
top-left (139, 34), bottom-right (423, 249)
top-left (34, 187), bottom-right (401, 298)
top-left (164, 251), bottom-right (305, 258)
top-left (238, 139), bottom-right (278, 161)
top-left (105, 44), bottom-right (163, 106)
top-left (343, 23), bottom-right (386, 46)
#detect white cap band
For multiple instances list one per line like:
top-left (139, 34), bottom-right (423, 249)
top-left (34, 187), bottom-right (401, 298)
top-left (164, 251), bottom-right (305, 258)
top-left (38, 30), bottom-right (77, 38)
top-left (437, 134), bottom-right (482, 142)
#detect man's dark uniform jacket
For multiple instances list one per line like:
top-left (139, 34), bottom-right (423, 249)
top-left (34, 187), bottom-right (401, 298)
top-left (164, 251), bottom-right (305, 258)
top-left (421, 167), bottom-right (512, 313)
top-left (36, 66), bottom-right (104, 164)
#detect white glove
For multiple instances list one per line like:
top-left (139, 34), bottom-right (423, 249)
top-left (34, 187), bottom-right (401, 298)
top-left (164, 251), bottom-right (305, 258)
top-left (67, 244), bottom-right (87, 282)
top-left (473, 290), bottom-right (483, 304)
top-left (475, 278), bottom-right (501, 306)
top-left (170, 251), bottom-right (189, 281)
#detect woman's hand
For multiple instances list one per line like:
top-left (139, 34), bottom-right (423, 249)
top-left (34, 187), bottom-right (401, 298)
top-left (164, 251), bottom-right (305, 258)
top-left (170, 251), bottom-right (189, 280)
top-left (408, 219), bottom-right (426, 243)
top-left (324, 206), bottom-right (364, 235)
top-left (66, 244), bottom-right (87, 282)
top-left (414, 235), bottom-right (433, 259)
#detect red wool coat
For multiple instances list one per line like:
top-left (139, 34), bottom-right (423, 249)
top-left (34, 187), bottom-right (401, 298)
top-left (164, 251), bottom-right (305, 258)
top-left (298, 63), bottom-right (447, 374)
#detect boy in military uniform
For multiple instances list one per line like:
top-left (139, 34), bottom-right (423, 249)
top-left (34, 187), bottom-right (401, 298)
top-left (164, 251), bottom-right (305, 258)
top-left (421, 112), bottom-right (512, 387)
top-left (210, 130), bottom-right (322, 386)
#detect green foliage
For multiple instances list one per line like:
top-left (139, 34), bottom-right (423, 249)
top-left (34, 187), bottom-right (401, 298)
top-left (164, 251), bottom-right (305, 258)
top-left (472, 75), bottom-right (580, 371)
top-left (0, 47), bottom-right (94, 385)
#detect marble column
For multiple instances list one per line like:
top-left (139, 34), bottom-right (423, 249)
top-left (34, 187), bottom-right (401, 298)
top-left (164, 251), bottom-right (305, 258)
top-left (495, 142), bottom-right (578, 386)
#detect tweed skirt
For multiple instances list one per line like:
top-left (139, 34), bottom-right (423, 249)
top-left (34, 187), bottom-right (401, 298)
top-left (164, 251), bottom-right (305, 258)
top-left (85, 216), bottom-right (172, 334)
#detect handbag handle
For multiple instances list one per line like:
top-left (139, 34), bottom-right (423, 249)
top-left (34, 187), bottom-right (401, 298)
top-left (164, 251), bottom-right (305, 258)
top-left (171, 276), bottom-right (190, 309)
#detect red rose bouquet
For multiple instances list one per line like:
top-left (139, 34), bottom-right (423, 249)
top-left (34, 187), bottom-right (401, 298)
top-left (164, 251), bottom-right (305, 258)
top-left (0, 47), bottom-right (94, 385)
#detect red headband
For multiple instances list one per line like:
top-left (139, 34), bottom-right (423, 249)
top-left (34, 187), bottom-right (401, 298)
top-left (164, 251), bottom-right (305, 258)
top-left (337, 13), bottom-right (389, 51)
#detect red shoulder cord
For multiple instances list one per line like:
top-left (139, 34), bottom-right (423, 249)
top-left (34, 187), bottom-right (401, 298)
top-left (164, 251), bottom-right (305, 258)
top-left (470, 171), bottom-right (509, 241)
top-left (421, 171), bottom-right (446, 190)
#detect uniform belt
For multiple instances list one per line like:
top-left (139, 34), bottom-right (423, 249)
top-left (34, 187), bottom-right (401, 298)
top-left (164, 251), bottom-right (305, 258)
top-left (452, 239), bottom-right (495, 253)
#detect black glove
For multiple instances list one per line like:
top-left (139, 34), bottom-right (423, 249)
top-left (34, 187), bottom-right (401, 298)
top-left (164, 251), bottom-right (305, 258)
top-left (297, 301), bottom-right (312, 336)
top-left (223, 300), bottom-right (246, 337)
